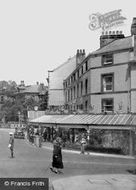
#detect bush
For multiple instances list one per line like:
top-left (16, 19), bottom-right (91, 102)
top-left (85, 145), bottom-right (123, 154)
top-left (63, 143), bottom-right (124, 154)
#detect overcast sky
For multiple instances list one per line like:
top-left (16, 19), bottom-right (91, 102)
top-left (0, 0), bottom-right (135, 85)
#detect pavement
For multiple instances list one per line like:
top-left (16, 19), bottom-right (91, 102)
top-left (24, 134), bottom-right (136, 190)
top-left (52, 174), bottom-right (136, 190)
top-left (41, 142), bottom-right (136, 190)
top-left (42, 141), bottom-right (135, 159)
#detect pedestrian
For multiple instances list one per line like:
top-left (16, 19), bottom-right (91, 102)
top-left (80, 134), bottom-right (87, 154)
top-left (50, 137), bottom-right (64, 174)
top-left (8, 132), bottom-right (14, 158)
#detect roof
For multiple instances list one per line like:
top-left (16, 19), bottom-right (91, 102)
top-left (91, 36), bottom-right (133, 55)
top-left (29, 114), bottom-right (136, 130)
top-left (17, 85), bottom-right (47, 95)
top-left (53, 56), bottom-right (76, 72)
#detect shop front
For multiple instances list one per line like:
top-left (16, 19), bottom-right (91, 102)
top-left (28, 114), bottom-right (136, 156)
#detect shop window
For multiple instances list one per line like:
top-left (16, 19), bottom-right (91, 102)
top-left (101, 73), bottom-right (114, 92)
top-left (102, 98), bottom-right (114, 113)
top-left (102, 54), bottom-right (113, 65)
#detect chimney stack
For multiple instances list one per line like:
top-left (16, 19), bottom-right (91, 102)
top-left (100, 31), bottom-right (125, 48)
top-left (131, 18), bottom-right (136, 58)
top-left (76, 49), bottom-right (86, 67)
top-left (20, 80), bottom-right (25, 87)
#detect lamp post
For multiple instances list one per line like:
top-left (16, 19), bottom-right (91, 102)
top-left (47, 70), bottom-right (53, 110)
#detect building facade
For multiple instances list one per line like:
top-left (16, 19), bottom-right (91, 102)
top-left (63, 50), bottom-right (90, 112)
top-left (64, 18), bottom-right (136, 114)
top-left (47, 56), bottom-right (77, 111)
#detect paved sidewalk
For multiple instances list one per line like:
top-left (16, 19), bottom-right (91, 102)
top-left (42, 142), bottom-right (135, 159)
top-left (52, 174), bottom-right (136, 190)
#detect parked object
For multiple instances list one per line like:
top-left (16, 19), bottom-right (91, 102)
top-left (14, 128), bottom-right (25, 139)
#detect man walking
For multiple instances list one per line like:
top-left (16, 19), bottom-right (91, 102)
top-left (8, 132), bottom-right (14, 158)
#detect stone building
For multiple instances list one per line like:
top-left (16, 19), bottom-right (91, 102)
top-left (63, 18), bottom-right (136, 114)
top-left (47, 56), bottom-right (77, 111)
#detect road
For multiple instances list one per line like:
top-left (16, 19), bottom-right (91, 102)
top-left (0, 128), bottom-right (136, 181)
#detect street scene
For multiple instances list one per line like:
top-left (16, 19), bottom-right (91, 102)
top-left (0, 128), bottom-right (136, 189)
top-left (1, 1), bottom-right (136, 190)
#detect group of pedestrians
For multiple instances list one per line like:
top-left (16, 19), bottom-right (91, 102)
top-left (8, 129), bottom-right (87, 175)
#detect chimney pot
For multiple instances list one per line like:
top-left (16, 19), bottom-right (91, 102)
top-left (77, 49), bottom-right (79, 55)
top-left (105, 31), bottom-right (108, 35)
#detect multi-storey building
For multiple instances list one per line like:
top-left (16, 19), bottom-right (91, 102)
top-left (47, 56), bottom-right (77, 111)
top-left (63, 49), bottom-right (90, 112)
top-left (64, 18), bottom-right (136, 114)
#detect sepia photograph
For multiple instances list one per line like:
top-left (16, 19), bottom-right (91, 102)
top-left (0, 0), bottom-right (136, 189)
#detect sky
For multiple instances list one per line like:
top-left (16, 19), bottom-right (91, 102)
top-left (0, 0), bottom-right (135, 86)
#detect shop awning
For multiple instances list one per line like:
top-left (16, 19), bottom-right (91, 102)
top-left (29, 114), bottom-right (68, 126)
top-left (29, 113), bottom-right (136, 130)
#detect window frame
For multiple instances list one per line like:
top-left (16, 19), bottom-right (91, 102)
top-left (85, 61), bottom-right (88, 71)
top-left (101, 98), bottom-right (114, 113)
top-left (101, 73), bottom-right (114, 93)
top-left (102, 54), bottom-right (113, 66)
top-left (85, 78), bottom-right (88, 94)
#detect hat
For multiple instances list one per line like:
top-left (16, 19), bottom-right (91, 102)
top-left (56, 137), bottom-right (62, 143)
top-left (9, 132), bottom-right (13, 135)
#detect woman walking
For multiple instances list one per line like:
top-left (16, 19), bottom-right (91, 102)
top-left (50, 137), bottom-right (64, 174)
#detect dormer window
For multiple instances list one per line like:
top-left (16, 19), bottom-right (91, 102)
top-left (102, 54), bottom-right (113, 65)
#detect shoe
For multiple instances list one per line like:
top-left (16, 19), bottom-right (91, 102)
top-left (58, 170), bottom-right (63, 174)
top-left (50, 167), bottom-right (54, 172)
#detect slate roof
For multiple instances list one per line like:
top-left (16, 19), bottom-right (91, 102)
top-left (91, 36), bottom-right (133, 55)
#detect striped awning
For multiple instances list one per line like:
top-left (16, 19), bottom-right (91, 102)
top-left (29, 114), bottom-right (136, 130)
